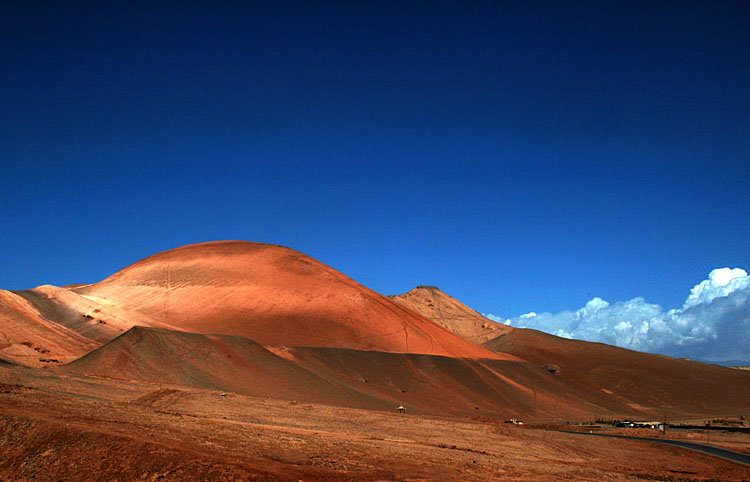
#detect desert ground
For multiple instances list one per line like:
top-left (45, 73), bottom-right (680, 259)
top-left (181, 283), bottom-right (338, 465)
top-left (1, 364), bottom-right (749, 482)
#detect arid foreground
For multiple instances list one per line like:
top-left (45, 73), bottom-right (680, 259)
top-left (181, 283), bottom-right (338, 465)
top-left (1, 365), bottom-right (748, 482)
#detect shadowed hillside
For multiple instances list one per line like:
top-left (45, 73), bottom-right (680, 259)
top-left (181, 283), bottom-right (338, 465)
top-left (61, 325), bottom-right (750, 421)
top-left (58, 326), bottom-right (613, 419)
top-left (484, 328), bottom-right (750, 419)
top-left (61, 326), bottom-right (390, 409)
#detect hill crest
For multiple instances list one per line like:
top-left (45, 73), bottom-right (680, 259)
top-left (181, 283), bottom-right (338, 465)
top-left (390, 286), bottom-right (511, 344)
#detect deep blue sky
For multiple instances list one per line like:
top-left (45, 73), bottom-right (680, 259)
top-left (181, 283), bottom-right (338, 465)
top-left (1, 1), bottom-right (748, 318)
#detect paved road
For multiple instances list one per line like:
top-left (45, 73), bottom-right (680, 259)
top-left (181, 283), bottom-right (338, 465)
top-left (554, 430), bottom-right (750, 465)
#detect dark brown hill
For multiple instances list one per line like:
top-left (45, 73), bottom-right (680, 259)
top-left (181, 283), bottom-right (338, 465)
top-left (60, 325), bottom-right (750, 421)
top-left (61, 326), bottom-right (388, 408)
top-left (59, 326), bottom-right (629, 419)
top-left (485, 328), bottom-right (750, 419)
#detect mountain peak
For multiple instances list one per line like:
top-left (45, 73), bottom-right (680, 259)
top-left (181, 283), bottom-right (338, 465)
top-left (390, 286), bottom-right (512, 345)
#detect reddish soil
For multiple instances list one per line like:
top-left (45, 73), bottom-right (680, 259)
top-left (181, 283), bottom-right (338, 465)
top-left (1, 365), bottom-right (748, 482)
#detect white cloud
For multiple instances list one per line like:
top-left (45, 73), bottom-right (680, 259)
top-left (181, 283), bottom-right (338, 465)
top-left (485, 313), bottom-right (512, 325)
top-left (683, 268), bottom-right (749, 308)
top-left (484, 268), bottom-right (750, 364)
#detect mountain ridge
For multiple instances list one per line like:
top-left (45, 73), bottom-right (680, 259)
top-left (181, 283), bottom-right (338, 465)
top-left (1, 241), bottom-right (504, 364)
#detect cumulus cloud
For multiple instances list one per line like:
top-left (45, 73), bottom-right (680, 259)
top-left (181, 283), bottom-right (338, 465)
top-left (485, 313), bottom-right (512, 325)
top-left (683, 268), bottom-right (749, 308)
top-left (484, 268), bottom-right (750, 364)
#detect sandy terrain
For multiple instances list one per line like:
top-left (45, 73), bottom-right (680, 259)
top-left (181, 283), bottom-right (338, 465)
top-left (1, 365), bottom-right (748, 482)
